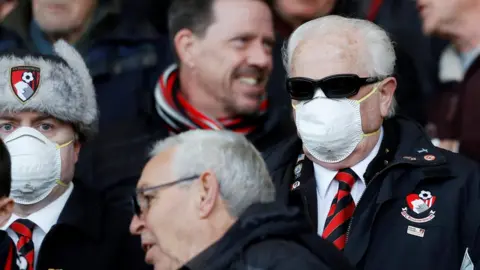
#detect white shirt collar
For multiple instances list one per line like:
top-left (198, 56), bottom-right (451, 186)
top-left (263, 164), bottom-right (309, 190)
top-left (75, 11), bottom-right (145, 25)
top-left (314, 127), bottom-right (384, 198)
top-left (1, 183), bottom-right (74, 233)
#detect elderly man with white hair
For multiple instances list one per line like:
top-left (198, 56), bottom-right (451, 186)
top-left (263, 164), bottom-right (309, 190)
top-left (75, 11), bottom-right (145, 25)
top-left (279, 15), bottom-right (480, 270)
top-left (130, 129), bottom-right (354, 270)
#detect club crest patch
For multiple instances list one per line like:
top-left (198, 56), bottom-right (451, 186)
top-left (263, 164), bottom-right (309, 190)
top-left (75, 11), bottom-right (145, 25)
top-left (10, 66), bottom-right (40, 103)
top-left (401, 190), bottom-right (436, 223)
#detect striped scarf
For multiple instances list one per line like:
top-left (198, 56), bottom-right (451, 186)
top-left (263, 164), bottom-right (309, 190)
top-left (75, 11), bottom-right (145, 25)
top-left (154, 64), bottom-right (268, 134)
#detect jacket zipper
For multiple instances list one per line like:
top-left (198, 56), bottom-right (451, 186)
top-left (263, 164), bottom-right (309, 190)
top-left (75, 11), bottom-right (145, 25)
top-left (345, 163), bottom-right (400, 243)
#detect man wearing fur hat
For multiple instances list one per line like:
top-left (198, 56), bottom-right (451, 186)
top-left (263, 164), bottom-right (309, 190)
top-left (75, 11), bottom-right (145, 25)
top-left (0, 41), bottom-right (149, 269)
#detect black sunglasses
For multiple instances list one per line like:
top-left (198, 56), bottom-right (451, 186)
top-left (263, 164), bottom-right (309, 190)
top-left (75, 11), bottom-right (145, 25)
top-left (133, 175), bottom-right (200, 216)
top-left (286, 74), bottom-right (383, 100)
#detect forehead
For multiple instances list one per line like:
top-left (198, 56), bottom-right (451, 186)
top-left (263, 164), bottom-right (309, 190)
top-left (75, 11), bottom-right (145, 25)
top-left (0, 111), bottom-right (57, 122)
top-left (137, 147), bottom-right (176, 188)
top-left (207, 0), bottom-right (273, 38)
top-left (290, 34), bottom-right (367, 79)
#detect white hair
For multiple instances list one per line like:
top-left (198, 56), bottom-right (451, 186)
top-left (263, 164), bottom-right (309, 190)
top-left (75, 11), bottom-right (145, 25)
top-left (150, 130), bottom-right (275, 217)
top-left (283, 15), bottom-right (397, 117)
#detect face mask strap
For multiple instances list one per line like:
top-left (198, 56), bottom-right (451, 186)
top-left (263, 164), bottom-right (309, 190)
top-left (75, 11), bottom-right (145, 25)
top-left (357, 83), bottom-right (380, 103)
top-left (55, 179), bottom-right (68, 187)
top-left (362, 128), bottom-right (381, 138)
top-left (56, 140), bottom-right (73, 149)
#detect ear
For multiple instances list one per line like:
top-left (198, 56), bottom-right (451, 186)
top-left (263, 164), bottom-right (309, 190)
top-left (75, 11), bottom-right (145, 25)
top-left (73, 140), bottom-right (81, 163)
top-left (378, 77), bottom-right (397, 118)
top-left (196, 171), bottom-right (220, 219)
top-left (174, 29), bottom-right (197, 68)
top-left (0, 197), bottom-right (13, 227)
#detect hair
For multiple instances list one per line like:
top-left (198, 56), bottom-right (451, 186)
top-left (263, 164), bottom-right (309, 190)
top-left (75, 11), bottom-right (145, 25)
top-left (0, 139), bottom-right (11, 198)
top-left (150, 129), bottom-right (275, 217)
top-left (282, 15), bottom-right (397, 117)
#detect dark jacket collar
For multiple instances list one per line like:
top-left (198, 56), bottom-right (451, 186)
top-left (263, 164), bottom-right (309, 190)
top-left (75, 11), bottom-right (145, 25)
top-left (56, 179), bottom-right (103, 241)
top-left (371, 116), bottom-right (451, 203)
top-left (464, 53), bottom-right (480, 82)
top-left (182, 203), bottom-right (312, 270)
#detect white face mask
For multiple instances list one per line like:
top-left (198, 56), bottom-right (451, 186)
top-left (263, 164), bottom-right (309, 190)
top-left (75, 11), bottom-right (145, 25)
top-left (294, 84), bottom-right (380, 163)
top-left (4, 127), bottom-right (73, 205)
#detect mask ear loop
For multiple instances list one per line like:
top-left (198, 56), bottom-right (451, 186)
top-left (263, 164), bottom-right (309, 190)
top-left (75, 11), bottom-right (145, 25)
top-left (357, 83), bottom-right (380, 103)
top-left (358, 83), bottom-right (382, 138)
top-left (55, 139), bottom-right (75, 187)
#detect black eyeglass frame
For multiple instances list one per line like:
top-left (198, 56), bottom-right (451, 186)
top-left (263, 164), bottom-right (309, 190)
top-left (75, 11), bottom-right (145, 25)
top-left (286, 74), bottom-right (383, 100)
top-left (133, 175), bottom-right (200, 216)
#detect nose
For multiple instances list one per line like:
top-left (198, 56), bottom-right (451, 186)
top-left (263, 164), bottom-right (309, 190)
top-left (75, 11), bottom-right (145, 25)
top-left (130, 214), bottom-right (145, 235)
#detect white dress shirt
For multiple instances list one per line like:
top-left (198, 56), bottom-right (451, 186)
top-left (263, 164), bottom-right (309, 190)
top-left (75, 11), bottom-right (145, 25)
top-left (314, 128), bottom-right (384, 235)
top-left (1, 183), bottom-right (74, 269)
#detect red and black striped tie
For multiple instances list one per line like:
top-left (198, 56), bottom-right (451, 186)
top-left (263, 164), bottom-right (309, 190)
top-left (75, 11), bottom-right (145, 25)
top-left (322, 168), bottom-right (357, 250)
top-left (10, 219), bottom-right (35, 270)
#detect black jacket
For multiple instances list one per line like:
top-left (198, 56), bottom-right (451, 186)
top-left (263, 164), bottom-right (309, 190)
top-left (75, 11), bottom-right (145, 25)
top-left (281, 116), bottom-right (480, 269)
top-left (181, 203), bottom-right (354, 270)
top-left (0, 181), bottom-right (150, 270)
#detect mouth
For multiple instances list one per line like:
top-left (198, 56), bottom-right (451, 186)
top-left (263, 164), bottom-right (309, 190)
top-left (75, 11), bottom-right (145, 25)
top-left (416, 3), bottom-right (426, 14)
top-left (237, 75), bottom-right (268, 88)
top-left (142, 244), bottom-right (153, 253)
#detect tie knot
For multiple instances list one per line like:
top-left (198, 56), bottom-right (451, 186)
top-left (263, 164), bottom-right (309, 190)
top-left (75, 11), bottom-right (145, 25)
top-left (11, 219), bottom-right (35, 239)
top-left (335, 168), bottom-right (358, 190)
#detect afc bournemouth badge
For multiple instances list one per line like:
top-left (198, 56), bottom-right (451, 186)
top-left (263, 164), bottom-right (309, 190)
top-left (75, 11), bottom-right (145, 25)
top-left (10, 66), bottom-right (40, 103)
top-left (401, 190), bottom-right (436, 223)
top-left (291, 181), bottom-right (300, 191)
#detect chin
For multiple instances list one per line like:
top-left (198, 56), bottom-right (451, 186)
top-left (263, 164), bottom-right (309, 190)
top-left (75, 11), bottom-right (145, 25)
top-left (421, 20), bottom-right (440, 36)
top-left (234, 103), bottom-right (262, 116)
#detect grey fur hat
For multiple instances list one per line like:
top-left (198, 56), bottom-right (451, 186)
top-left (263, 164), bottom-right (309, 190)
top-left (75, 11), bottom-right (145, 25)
top-left (0, 40), bottom-right (98, 141)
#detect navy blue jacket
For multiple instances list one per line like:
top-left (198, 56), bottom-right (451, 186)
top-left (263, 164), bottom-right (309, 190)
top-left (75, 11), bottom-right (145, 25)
top-left (279, 116), bottom-right (480, 269)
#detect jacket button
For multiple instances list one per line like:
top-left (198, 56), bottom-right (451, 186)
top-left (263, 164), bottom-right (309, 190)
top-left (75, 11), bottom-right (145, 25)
top-left (384, 160), bottom-right (389, 165)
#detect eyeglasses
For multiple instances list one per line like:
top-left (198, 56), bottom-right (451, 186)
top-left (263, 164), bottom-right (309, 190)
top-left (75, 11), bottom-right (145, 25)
top-left (286, 74), bottom-right (383, 100)
top-left (132, 175), bottom-right (200, 216)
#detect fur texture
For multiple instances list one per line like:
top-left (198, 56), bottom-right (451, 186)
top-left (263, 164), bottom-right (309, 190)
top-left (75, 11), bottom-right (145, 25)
top-left (0, 40), bottom-right (98, 141)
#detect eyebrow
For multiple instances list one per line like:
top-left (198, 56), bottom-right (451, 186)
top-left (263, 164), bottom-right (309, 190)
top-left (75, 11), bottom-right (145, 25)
top-left (0, 114), bottom-right (57, 123)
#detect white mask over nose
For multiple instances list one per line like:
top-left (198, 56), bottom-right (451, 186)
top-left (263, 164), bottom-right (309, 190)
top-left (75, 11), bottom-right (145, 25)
top-left (4, 127), bottom-right (73, 205)
top-left (294, 84), bottom-right (380, 163)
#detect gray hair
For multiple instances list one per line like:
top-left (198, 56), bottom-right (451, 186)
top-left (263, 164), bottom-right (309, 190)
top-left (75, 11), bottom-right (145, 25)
top-left (283, 15), bottom-right (397, 118)
top-left (150, 130), bottom-right (275, 217)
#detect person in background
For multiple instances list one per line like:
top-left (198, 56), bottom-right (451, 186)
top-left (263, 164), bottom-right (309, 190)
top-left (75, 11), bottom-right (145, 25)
top-left (280, 15), bottom-right (480, 269)
top-left (130, 130), bottom-right (354, 270)
top-left (0, 42), bottom-right (149, 269)
top-left (111, 0), bottom-right (297, 193)
top-left (0, 0), bottom-right (172, 193)
top-left (272, 0), bottom-right (353, 36)
top-left (417, 0), bottom-right (480, 162)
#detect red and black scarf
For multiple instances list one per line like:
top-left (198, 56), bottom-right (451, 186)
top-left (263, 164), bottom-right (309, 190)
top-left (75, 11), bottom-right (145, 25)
top-left (154, 64), bottom-right (268, 135)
